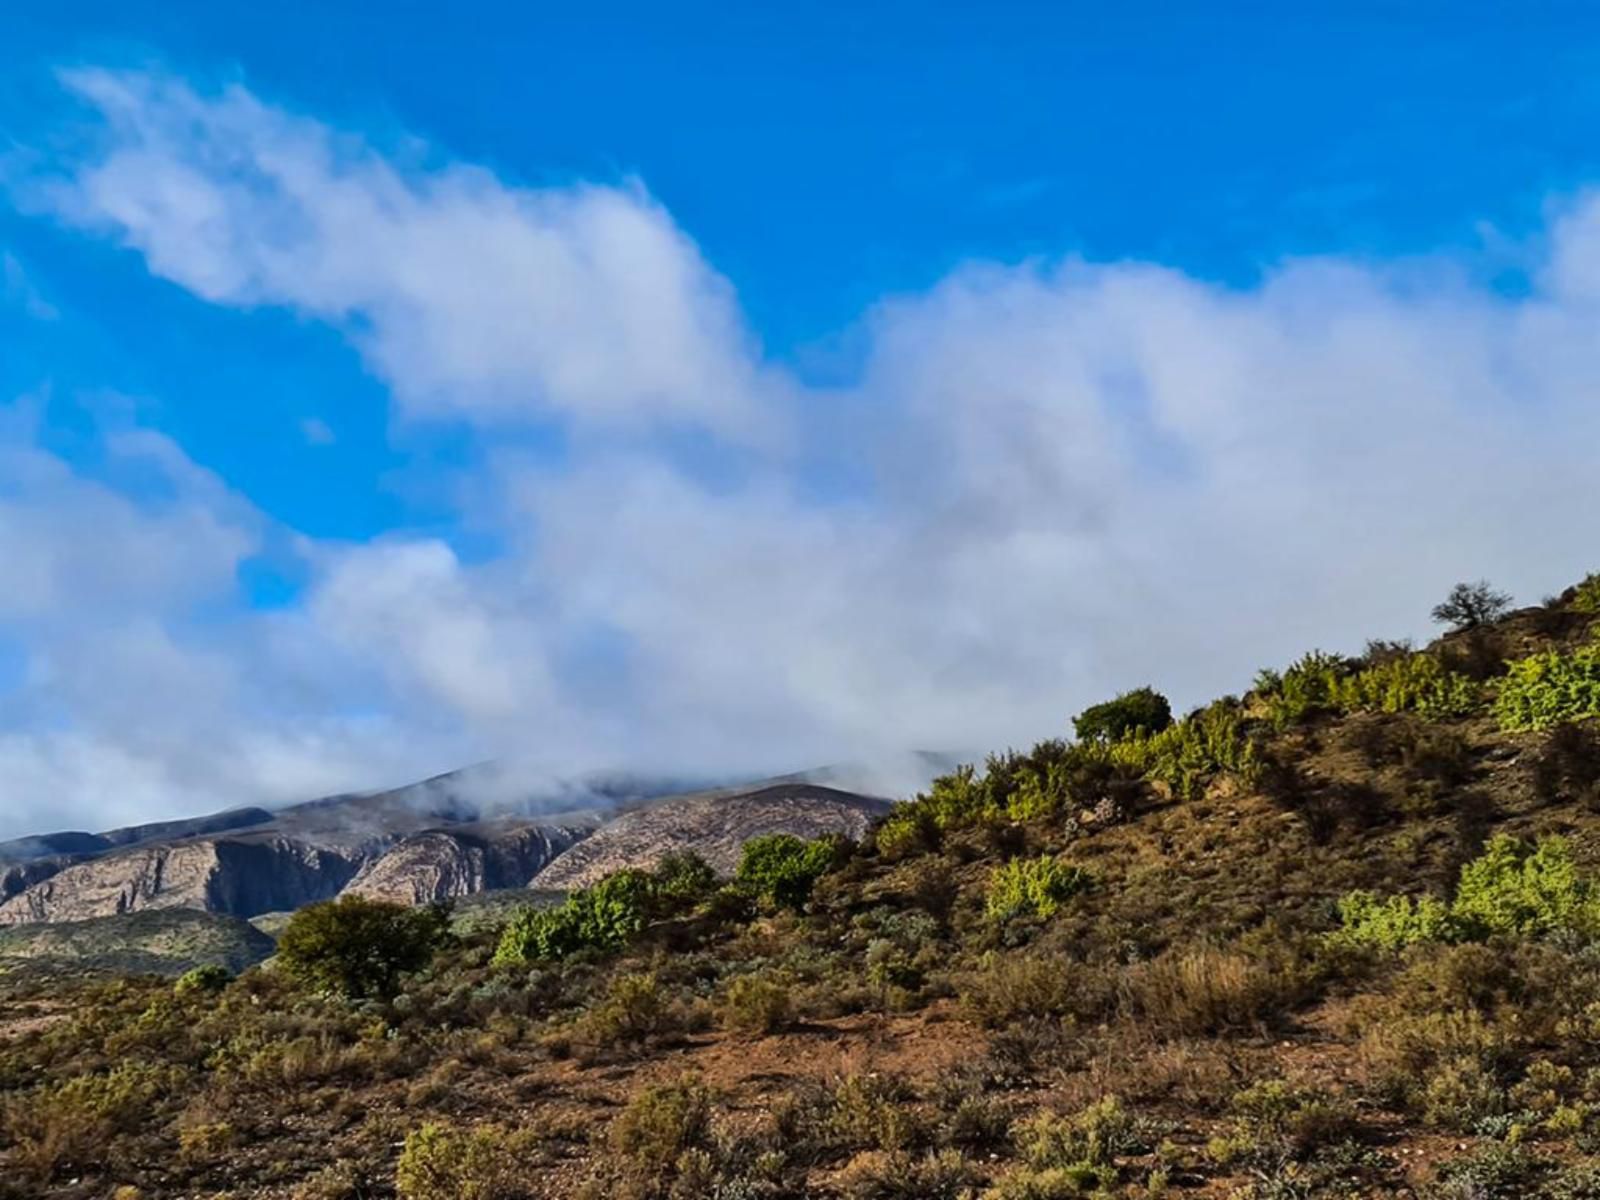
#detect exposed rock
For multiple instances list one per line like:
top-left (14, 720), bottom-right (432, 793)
top-left (0, 837), bottom-right (364, 926)
top-left (533, 783), bottom-right (890, 890)
top-left (342, 822), bottom-right (591, 905)
top-left (0, 765), bottom-right (901, 927)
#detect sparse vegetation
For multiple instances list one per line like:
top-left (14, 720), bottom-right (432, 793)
top-left (13, 572), bottom-right (1600, 1198)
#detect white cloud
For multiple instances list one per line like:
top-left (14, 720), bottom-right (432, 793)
top-left (34, 68), bottom-right (780, 441)
top-left (3, 68), bottom-right (1600, 837)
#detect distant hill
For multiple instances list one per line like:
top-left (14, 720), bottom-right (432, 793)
top-left (533, 782), bottom-right (890, 889)
top-left (0, 909), bottom-right (275, 977)
top-left (0, 763), bottom-right (915, 930)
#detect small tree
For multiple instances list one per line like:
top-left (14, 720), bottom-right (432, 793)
top-left (1073, 686), bottom-right (1173, 743)
top-left (1431, 581), bottom-right (1512, 631)
top-left (276, 895), bottom-right (449, 1000)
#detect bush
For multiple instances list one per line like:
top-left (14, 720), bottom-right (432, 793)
top-left (1574, 573), bottom-right (1600, 615)
top-left (735, 833), bottom-right (840, 910)
top-left (1073, 687), bottom-right (1173, 743)
top-left (1015, 1097), bottom-right (1141, 1168)
top-left (1331, 653), bottom-right (1481, 718)
top-left (1333, 891), bottom-right (1455, 952)
top-left (1452, 835), bottom-right (1600, 938)
top-left (1110, 697), bottom-right (1261, 800)
top-left (493, 868), bottom-right (657, 965)
top-left (1334, 835), bottom-right (1600, 950)
top-left (721, 972), bottom-right (795, 1034)
top-left (838, 1149), bottom-right (978, 1200)
top-left (277, 896), bottom-right (449, 1000)
top-left (650, 851), bottom-right (718, 911)
top-left (1120, 947), bottom-right (1303, 1036)
top-left (3, 1061), bottom-right (181, 1179)
top-left (1495, 646), bottom-right (1600, 731)
top-left (572, 972), bottom-right (677, 1049)
top-left (1432, 580), bottom-right (1513, 631)
top-left (173, 965), bottom-right (231, 997)
top-left (1258, 650), bottom-right (1478, 728)
top-left (985, 857), bottom-right (1090, 923)
top-left (608, 1077), bottom-right (713, 1174)
top-left (395, 1123), bottom-right (535, 1200)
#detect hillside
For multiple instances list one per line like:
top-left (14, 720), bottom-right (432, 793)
top-left (0, 909), bottom-right (275, 979)
top-left (7, 577), bottom-right (1600, 1198)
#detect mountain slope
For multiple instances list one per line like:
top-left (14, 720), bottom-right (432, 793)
top-left (532, 782), bottom-right (890, 889)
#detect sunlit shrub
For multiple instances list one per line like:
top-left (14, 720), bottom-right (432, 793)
top-left (985, 856), bottom-right (1090, 923)
top-left (1495, 647), bottom-right (1600, 731)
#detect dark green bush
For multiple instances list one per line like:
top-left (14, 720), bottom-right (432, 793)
top-left (493, 869), bottom-right (656, 966)
top-left (1072, 687), bottom-right (1173, 743)
top-left (735, 833), bottom-right (840, 909)
top-left (276, 896), bottom-right (449, 1000)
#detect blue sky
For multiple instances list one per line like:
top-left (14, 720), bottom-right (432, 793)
top-left (3, 3), bottom-right (1600, 835)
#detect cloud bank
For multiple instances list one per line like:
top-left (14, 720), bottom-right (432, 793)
top-left (3, 67), bottom-right (1599, 837)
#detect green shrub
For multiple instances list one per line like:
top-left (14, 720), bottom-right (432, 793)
top-left (1331, 653), bottom-right (1481, 718)
top-left (1495, 646), bottom-right (1600, 731)
top-left (1333, 891), bottom-right (1456, 952)
top-left (1110, 698), bottom-right (1261, 799)
top-left (1334, 835), bottom-right (1600, 950)
top-left (721, 972), bottom-right (796, 1034)
top-left (982, 1163), bottom-right (1112, 1199)
top-left (1259, 650), bottom-right (1478, 728)
top-left (985, 857), bottom-right (1090, 923)
top-left (276, 896), bottom-right (449, 1000)
top-left (650, 851), bottom-right (718, 911)
top-left (1015, 1097), bottom-right (1140, 1168)
top-left (572, 971), bottom-right (676, 1048)
top-left (735, 833), bottom-right (839, 909)
top-left (173, 965), bottom-right (231, 997)
top-left (827, 1074), bottom-right (926, 1152)
top-left (395, 1122), bottom-right (535, 1200)
top-left (1073, 687), bottom-right (1173, 743)
top-left (607, 1076), bottom-right (713, 1174)
top-left (1257, 650), bottom-right (1348, 726)
top-left (1228, 1079), bottom-right (1358, 1160)
top-left (1452, 835), bottom-right (1600, 938)
top-left (493, 868), bottom-right (657, 965)
top-left (4, 1060), bottom-right (183, 1178)
top-left (1574, 574), bottom-right (1600, 615)
top-left (838, 1149), bottom-right (978, 1200)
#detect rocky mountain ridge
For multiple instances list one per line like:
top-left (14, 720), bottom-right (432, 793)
top-left (0, 765), bottom-right (901, 928)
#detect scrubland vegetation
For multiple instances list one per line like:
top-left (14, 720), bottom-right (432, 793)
top-left (10, 577), bottom-right (1600, 1196)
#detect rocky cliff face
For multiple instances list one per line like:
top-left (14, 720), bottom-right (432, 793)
top-left (0, 767), bottom-right (901, 927)
top-left (0, 837), bottom-right (365, 926)
top-left (341, 823), bottom-right (592, 905)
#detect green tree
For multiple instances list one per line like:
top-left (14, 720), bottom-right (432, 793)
top-left (276, 895), bottom-right (449, 1000)
top-left (1073, 687), bottom-right (1173, 743)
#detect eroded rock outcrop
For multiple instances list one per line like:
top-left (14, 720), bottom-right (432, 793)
top-left (341, 823), bottom-right (591, 905)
